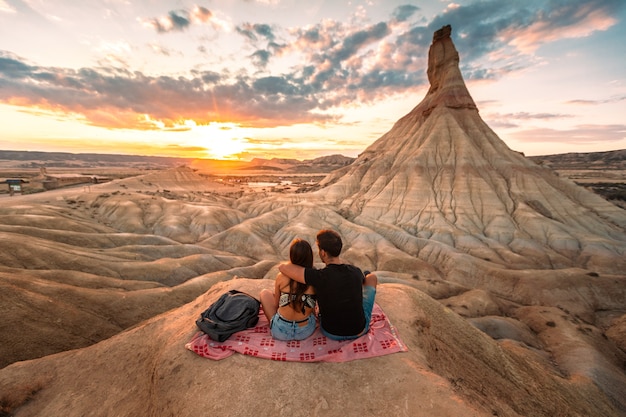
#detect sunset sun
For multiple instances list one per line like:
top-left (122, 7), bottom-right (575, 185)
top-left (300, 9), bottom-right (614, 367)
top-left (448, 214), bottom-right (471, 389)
top-left (197, 122), bottom-right (249, 160)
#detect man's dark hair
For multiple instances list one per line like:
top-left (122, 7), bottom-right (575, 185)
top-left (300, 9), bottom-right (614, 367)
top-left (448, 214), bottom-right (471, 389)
top-left (316, 229), bottom-right (342, 257)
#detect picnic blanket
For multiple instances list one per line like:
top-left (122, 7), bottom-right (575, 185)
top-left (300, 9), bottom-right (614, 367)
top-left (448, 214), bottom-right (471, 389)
top-left (186, 303), bottom-right (407, 362)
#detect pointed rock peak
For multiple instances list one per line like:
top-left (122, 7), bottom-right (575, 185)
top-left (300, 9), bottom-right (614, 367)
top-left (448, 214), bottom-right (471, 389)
top-left (316, 24), bottom-right (626, 276)
top-left (421, 25), bottom-right (476, 113)
top-left (433, 24), bottom-right (452, 41)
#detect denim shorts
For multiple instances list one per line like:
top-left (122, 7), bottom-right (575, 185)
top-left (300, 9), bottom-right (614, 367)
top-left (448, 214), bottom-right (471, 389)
top-left (270, 312), bottom-right (317, 341)
top-left (322, 285), bottom-right (377, 341)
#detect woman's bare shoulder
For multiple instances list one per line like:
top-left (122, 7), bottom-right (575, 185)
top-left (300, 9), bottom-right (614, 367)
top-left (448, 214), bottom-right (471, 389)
top-left (275, 272), bottom-right (291, 290)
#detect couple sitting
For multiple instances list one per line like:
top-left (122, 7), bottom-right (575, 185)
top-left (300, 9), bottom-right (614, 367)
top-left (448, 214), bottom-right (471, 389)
top-left (259, 229), bottom-right (378, 341)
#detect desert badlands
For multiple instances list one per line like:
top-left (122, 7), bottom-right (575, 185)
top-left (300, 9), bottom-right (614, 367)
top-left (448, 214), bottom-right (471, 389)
top-left (0, 25), bottom-right (625, 417)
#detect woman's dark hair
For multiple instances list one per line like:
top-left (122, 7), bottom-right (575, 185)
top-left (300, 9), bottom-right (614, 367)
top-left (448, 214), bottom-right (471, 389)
top-left (288, 238), bottom-right (313, 311)
top-left (290, 238), bottom-right (313, 268)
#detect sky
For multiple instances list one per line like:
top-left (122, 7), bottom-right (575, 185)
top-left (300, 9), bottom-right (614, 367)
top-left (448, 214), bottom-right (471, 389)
top-left (0, 0), bottom-right (625, 160)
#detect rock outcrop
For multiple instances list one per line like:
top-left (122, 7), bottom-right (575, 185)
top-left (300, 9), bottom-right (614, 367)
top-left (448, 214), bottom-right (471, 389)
top-left (1, 279), bottom-right (623, 417)
top-left (313, 25), bottom-right (626, 275)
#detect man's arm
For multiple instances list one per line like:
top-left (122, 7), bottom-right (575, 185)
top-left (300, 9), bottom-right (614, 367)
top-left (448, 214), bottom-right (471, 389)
top-left (278, 262), bottom-right (306, 284)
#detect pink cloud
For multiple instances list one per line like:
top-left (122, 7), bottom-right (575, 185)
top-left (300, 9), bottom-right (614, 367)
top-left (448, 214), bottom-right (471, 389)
top-left (509, 124), bottom-right (626, 144)
top-left (501, 5), bottom-right (617, 54)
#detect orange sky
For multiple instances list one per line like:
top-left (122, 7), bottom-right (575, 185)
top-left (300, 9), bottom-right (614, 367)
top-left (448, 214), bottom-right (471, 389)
top-left (0, 0), bottom-right (624, 160)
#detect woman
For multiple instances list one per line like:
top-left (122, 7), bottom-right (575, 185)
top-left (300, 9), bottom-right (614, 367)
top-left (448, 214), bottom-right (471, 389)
top-left (260, 238), bottom-right (317, 341)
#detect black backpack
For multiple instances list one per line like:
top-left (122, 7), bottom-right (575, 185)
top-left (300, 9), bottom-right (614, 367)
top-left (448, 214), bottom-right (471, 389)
top-left (196, 290), bottom-right (260, 342)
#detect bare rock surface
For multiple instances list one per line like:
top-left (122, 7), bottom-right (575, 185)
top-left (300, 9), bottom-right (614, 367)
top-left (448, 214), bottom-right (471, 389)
top-left (0, 25), bottom-right (625, 416)
top-left (1, 279), bottom-right (623, 417)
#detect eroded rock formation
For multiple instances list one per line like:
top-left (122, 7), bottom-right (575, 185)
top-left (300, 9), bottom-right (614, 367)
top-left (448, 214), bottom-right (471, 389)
top-left (313, 24), bottom-right (626, 275)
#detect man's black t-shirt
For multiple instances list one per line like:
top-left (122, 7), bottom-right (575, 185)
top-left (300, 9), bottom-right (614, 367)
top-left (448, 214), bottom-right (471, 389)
top-left (304, 264), bottom-right (365, 336)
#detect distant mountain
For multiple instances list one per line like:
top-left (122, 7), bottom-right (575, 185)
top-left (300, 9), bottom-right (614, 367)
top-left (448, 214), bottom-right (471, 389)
top-left (0, 150), bottom-right (355, 173)
top-left (529, 149), bottom-right (626, 170)
top-left (0, 150), bottom-right (191, 168)
top-left (309, 154), bottom-right (355, 165)
top-left (2, 148), bottom-right (623, 173)
top-left (529, 150), bottom-right (626, 207)
top-left (243, 154), bottom-right (355, 172)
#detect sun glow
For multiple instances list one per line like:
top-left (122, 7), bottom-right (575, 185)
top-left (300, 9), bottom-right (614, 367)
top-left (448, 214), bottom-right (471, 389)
top-left (195, 122), bottom-right (250, 160)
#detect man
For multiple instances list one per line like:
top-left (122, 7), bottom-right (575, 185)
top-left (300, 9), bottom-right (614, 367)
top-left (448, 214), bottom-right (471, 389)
top-left (278, 229), bottom-right (377, 340)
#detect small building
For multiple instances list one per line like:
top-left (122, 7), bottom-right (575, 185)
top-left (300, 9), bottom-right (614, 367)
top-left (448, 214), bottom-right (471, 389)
top-left (38, 167), bottom-right (110, 190)
top-left (2, 179), bottom-right (28, 196)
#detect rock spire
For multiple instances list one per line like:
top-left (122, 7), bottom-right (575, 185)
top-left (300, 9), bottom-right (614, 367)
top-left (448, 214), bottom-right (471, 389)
top-left (423, 24), bottom-right (477, 115)
top-left (316, 25), bottom-right (626, 273)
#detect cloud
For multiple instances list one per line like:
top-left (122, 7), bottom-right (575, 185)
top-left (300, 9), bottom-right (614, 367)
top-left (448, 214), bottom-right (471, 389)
top-left (427, 0), bottom-right (625, 78)
top-left (516, 112), bottom-right (572, 120)
top-left (166, 144), bottom-right (207, 152)
top-left (509, 124), bottom-right (626, 144)
top-left (2, 0), bottom-right (58, 29)
top-left (251, 50), bottom-right (271, 67)
top-left (237, 23), bottom-right (275, 41)
top-left (0, 0), bottom-right (16, 13)
top-left (141, 5), bottom-right (216, 33)
top-left (191, 70), bottom-right (223, 84)
top-left (329, 22), bottom-right (390, 64)
top-left (492, 111), bottom-right (573, 120)
top-left (149, 44), bottom-right (176, 57)
top-left (252, 75), bottom-right (300, 95)
top-left (0, 51), bottom-right (31, 75)
top-left (236, 23), bottom-right (281, 67)
top-left (392, 5), bottom-right (420, 23)
top-left (143, 10), bottom-right (189, 33)
top-left (192, 5), bottom-right (213, 23)
top-left (485, 112), bottom-right (574, 129)
top-left (501, 0), bottom-right (623, 53)
top-left (243, 0), bottom-right (281, 5)
top-left (289, 20), bottom-right (392, 66)
top-left (0, 51), bottom-right (333, 130)
top-left (284, 19), bottom-right (423, 105)
top-left (2, 1), bottom-right (624, 133)
top-left (292, 23), bottom-right (336, 50)
top-left (566, 95), bottom-right (626, 105)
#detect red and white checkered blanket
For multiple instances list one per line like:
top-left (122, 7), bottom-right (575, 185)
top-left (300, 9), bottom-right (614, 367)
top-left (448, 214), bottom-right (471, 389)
top-left (186, 303), bottom-right (407, 362)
